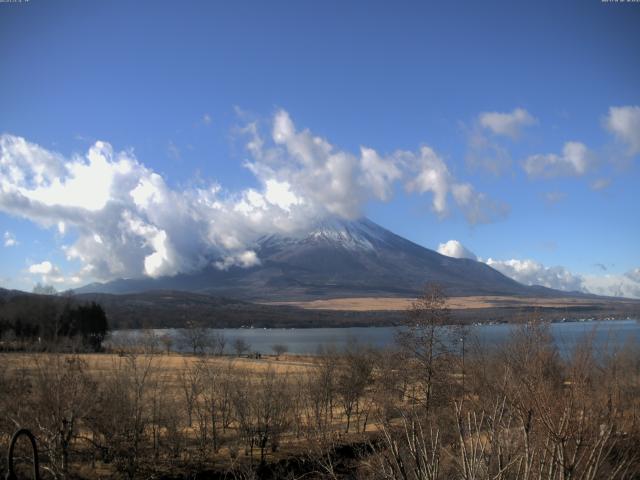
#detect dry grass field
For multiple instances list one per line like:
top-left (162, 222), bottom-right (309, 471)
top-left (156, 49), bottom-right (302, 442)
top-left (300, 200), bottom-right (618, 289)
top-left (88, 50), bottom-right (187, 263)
top-left (2, 319), bottom-right (640, 480)
top-left (264, 295), bottom-right (630, 311)
top-left (0, 349), bottom-right (384, 479)
top-left (1, 351), bottom-right (319, 383)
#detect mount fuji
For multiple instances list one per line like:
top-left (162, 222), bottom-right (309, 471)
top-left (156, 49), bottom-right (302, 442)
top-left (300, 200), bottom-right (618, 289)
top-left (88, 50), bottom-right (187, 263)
top-left (75, 217), bottom-right (558, 300)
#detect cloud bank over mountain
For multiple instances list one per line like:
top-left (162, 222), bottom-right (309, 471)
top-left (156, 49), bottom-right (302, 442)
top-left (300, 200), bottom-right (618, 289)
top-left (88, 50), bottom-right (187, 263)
top-left (0, 110), bottom-right (504, 286)
top-left (2, 103), bottom-right (637, 296)
top-left (438, 239), bottom-right (640, 299)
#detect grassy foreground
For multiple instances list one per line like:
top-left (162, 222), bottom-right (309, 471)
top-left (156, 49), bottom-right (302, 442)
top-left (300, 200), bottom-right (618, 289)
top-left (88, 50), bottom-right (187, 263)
top-left (2, 319), bottom-right (640, 479)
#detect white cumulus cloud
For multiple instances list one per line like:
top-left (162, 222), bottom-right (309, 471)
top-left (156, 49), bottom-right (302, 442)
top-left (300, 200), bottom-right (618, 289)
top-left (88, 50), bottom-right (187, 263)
top-left (394, 147), bottom-right (509, 223)
top-left (465, 108), bottom-right (536, 176)
top-left (487, 257), bottom-right (640, 299)
top-left (1, 133), bottom-right (228, 281)
top-left (604, 105), bottom-right (640, 155)
top-left (581, 273), bottom-right (640, 299)
top-left (253, 110), bottom-right (405, 220)
top-left (523, 141), bottom-right (593, 178)
top-left (479, 108), bottom-right (537, 139)
top-left (437, 240), bottom-right (478, 260)
top-left (28, 260), bottom-right (65, 284)
top-left (403, 146), bottom-right (453, 216)
top-left (28, 260), bottom-right (56, 275)
top-left (485, 258), bottom-right (584, 292)
top-left (214, 250), bottom-right (261, 270)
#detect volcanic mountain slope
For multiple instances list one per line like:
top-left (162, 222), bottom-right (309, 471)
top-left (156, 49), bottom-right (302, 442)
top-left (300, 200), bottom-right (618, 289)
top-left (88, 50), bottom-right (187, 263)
top-left (76, 217), bottom-right (565, 300)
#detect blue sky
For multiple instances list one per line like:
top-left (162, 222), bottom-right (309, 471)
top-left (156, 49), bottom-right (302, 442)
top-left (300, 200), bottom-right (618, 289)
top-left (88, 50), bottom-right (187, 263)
top-left (1, 0), bottom-right (639, 296)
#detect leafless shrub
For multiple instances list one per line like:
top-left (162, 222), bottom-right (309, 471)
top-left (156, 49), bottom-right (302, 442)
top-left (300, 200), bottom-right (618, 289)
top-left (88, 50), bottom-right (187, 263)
top-left (178, 321), bottom-right (225, 355)
top-left (230, 368), bottom-right (292, 464)
top-left (84, 354), bottom-right (156, 479)
top-left (336, 341), bottom-right (375, 434)
top-left (370, 410), bottom-right (441, 480)
top-left (30, 355), bottom-right (95, 478)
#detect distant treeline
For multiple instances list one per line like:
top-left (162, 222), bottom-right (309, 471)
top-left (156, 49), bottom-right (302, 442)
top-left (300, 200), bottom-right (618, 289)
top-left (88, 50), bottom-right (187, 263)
top-left (72, 291), bottom-right (410, 329)
top-left (0, 294), bottom-right (109, 351)
top-left (67, 292), bottom-right (640, 329)
top-left (1, 287), bottom-right (639, 338)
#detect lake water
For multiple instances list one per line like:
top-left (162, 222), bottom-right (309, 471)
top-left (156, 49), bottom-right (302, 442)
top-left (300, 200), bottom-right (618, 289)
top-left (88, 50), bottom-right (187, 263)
top-left (111, 319), bottom-right (640, 356)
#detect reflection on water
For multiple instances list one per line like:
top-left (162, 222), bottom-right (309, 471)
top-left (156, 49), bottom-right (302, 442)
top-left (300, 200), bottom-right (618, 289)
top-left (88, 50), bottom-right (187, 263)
top-left (110, 319), bottom-right (640, 356)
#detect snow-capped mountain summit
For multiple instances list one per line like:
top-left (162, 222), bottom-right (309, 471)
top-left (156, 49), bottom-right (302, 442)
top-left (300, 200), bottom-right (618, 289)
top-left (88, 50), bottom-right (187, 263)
top-left (249, 216), bottom-right (537, 299)
top-left (77, 216), bottom-right (541, 300)
top-left (258, 217), bottom-right (393, 253)
top-left (306, 217), bottom-right (379, 251)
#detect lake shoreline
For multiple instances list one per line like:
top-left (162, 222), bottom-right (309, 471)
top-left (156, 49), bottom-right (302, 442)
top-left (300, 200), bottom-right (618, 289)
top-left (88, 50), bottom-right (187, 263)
top-left (109, 319), bottom-right (640, 356)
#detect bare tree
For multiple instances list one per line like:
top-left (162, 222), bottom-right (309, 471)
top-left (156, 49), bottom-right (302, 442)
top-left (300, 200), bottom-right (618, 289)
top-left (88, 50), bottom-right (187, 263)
top-left (140, 329), bottom-right (160, 354)
top-left (179, 321), bottom-right (213, 355)
top-left (396, 283), bottom-right (458, 415)
top-left (213, 332), bottom-right (227, 356)
top-left (84, 354), bottom-right (156, 479)
top-left (305, 356), bottom-right (337, 438)
top-left (31, 355), bottom-right (95, 478)
top-left (200, 360), bottom-right (225, 452)
top-left (233, 338), bottom-right (251, 357)
top-left (159, 333), bottom-right (173, 355)
top-left (271, 343), bottom-right (288, 359)
top-left (336, 342), bottom-right (374, 433)
top-left (252, 369), bottom-right (293, 461)
top-left (179, 359), bottom-right (202, 427)
top-left (230, 368), bottom-right (293, 464)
